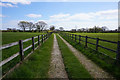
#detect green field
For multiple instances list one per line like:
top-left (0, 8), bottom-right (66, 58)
top-left (2, 32), bottom-right (46, 45)
top-left (1, 32), bottom-right (46, 75)
top-left (69, 33), bottom-right (119, 58)
top-left (4, 34), bottom-right (53, 78)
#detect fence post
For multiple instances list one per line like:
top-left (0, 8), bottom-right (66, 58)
top-left (116, 41), bottom-right (120, 61)
top-left (96, 38), bottom-right (99, 51)
top-left (38, 35), bottom-right (40, 45)
top-left (75, 35), bottom-right (76, 42)
top-left (19, 40), bottom-right (24, 61)
top-left (79, 35), bottom-right (81, 44)
top-left (42, 35), bottom-right (43, 43)
top-left (72, 34), bottom-right (73, 40)
top-left (32, 37), bottom-right (34, 50)
top-left (85, 36), bottom-right (88, 47)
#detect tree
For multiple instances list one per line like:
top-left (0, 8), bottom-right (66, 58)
top-left (81, 28), bottom-right (86, 32)
top-left (18, 21), bottom-right (29, 32)
top-left (93, 26), bottom-right (103, 33)
top-left (35, 21), bottom-right (47, 32)
top-left (88, 28), bottom-right (94, 33)
top-left (71, 29), bottom-right (76, 33)
top-left (50, 25), bottom-right (55, 30)
top-left (59, 27), bottom-right (64, 31)
top-left (28, 22), bottom-right (33, 31)
top-left (101, 26), bottom-right (109, 32)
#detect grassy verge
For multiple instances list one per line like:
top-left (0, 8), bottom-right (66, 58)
top-left (60, 34), bottom-right (120, 79)
top-left (56, 34), bottom-right (92, 79)
top-left (3, 34), bottom-right (53, 78)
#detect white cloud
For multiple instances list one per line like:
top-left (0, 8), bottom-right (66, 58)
top-left (45, 9), bottom-right (118, 30)
top-left (0, 0), bottom-right (31, 7)
top-left (1, 0), bottom-right (31, 5)
top-left (0, 2), bottom-right (17, 7)
top-left (26, 14), bottom-right (42, 18)
top-left (93, 9), bottom-right (118, 20)
top-left (50, 13), bottom-right (70, 19)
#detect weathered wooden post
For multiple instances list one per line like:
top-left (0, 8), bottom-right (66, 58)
top-left (38, 35), bottom-right (40, 45)
top-left (42, 35), bottom-right (43, 43)
top-left (79, 35), bottom-right (81, 44)
top-left (75, 35), bottom-right (77, 42)
top-left (19, 40), bottom-right (24, 61)
top-left (96, 38), bottom-right (99, 51)
top-left (85, 36), bottom-right (88, 47)
top-left (72, 34), bottom-right (73, 40)
top-left (116, 41), bottom-right (120, 62)
top-left (32, 37), bottom-right (34, 50)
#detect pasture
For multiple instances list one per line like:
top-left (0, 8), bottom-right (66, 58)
top-left (1, 32), bottom-right (46, 75)
top-left (70, 33), bottom-right (119, 58)
top-left (2, 32), bottom-right (46, 45)
top-left (1, 32), bottom-right (120, 79)
top-left (4, 34), bottom-right (54, 78)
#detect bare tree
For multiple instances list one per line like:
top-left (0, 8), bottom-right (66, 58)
top-left (28, 22), bottom-right (33, 31)
top-left (18, 21), bottom-right (29, 32)
top-left (35, 21), bottom-right (47, 32)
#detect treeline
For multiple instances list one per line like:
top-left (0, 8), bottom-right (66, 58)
top-left (4, 21), bottom-right (48, 32)
top-left (71, 26), bottom-right (119, 33)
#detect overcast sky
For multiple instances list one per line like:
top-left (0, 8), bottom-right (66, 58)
top-left (0, 0), bottom-right (119, 30)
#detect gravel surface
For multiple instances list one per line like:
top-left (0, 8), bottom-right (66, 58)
top-left (58, 34), bottom-right (114, 79)
top-left (48, 34), bottom-right (68, 78)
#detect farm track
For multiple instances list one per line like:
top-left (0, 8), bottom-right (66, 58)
top-left (48, 34), bottom-right (68, 78)
top-left (58, 34), bottom-right (114, 79)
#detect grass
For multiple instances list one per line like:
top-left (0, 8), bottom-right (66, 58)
top-left (60, 33), bottom-right (120, 79)
top-left (3, 34), bottom-right (53, 78)
top-left (2, 32), bottom-right (46, 45)
top-left (1, 32), bottom-right (47, 76)
top-left (56, 34), bottom-right (92, 79)
top-left (69, 33), bottom-right (119, 59)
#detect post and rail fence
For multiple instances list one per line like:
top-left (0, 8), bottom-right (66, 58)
top-left (0, 32), bottom-right (52, 78)
top-left (60, 33), bottom-right (120, 63)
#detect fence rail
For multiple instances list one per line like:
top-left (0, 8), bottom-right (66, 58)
top-left (60, 33), bottom-right (120, 62)
top-left (0, 33), bottom-right (52, 67)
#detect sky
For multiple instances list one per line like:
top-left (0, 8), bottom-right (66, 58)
top-left (0, 0), bottom-right (119, 30)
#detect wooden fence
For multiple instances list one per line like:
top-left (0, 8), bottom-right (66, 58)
top-left (60, 33), bottom-right (120, 62)
top-left (0, 32), bottom-right (52, 74)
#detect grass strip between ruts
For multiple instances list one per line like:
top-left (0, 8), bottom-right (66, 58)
top-left (56, 34), bottom-right (92, 79)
